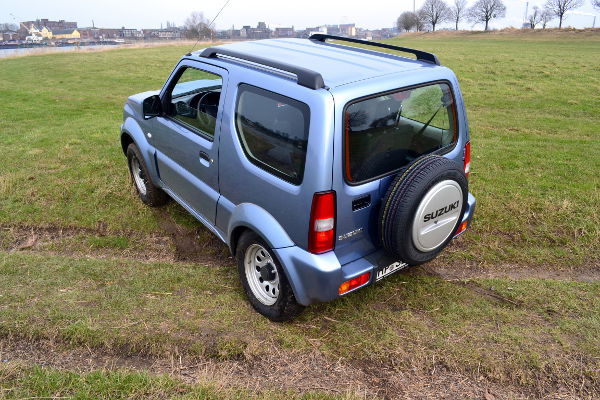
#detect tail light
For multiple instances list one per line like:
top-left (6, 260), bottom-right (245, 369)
top-left (464, 141), bottom-right (471, 178)
top-left (339, 272), bottom-right (371, 295)
top-left (308, 191), bottom-right (336, 254)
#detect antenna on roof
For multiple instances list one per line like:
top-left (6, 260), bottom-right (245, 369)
top-left (188, 0), bottom-right (232, 55)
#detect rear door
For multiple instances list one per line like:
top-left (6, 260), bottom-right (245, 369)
top-left (150, 61), bottom-right (228, 224)
top-left (332, 81), bottom-right (459, 265)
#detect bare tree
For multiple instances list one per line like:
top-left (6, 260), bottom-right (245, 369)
top-left (0, 22), bottom-right (19, 32)
top-left (544, 0), bottom-right (583, 28)
top-left (450, 0), bottom-right (469, 30)
top-left (397, 11), bottom-right (418, 31)
top-left (528, 6), bottom-right (543, 28)
top-left (593, 0), bottom-right (600, 8)
top-left (468, 0), bottom-right (506, 30)
top-left (415, 9), bottom-right (428, 31)
top-left (419, 0), bottom-right (451, 31)
top-left (540, 9), bottom-right (554, 28)
top-left (184, 11), bottom-right (213, 39)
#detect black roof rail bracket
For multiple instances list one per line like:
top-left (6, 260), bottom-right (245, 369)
top-left (199, 47), bottom-right (325, 90)
top-left (309, 34), bottom-right (441, 66)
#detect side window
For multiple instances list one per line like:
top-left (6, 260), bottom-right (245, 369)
top-left (166, 67), bottom-right (222, 138)
top-left (235, 84), bottom-right (310, 185)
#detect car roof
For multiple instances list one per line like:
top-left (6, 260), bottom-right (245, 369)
top-left (191, 38), bottom-right (441, 89)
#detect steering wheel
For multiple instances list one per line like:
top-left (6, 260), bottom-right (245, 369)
top-left (196, 91), bottom-right (219, 129)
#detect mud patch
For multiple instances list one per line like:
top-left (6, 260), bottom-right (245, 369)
top-left (153, 208), bottom-right (229, 264)
top-left (0, 337), bottom-right (547, 400)
top-left (0, 218), bottom-right (231, 267)
top-left (424, 260), bottom-right (600, 282)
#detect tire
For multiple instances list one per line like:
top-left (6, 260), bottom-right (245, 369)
top-left (379, 155), bottom-right (468, 265)
top-left (126, 143), bottom-right (168, 207)
top-left (236, 231), bottom-right (304, 322)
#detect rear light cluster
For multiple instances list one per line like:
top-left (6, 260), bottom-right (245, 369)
top-left (339, 272), bottom-right (371, 295)
top-left (454, 220), bottom-right (469, 237)
top-left (464, 141), bottom-right (471, 178)
top-left (308, 191), bottom-right (336, 254)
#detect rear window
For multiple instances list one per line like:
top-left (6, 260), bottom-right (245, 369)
top-left (344, 82), bottom-right (457, 183)
top-left (235, 84), bottom-right (310, 185)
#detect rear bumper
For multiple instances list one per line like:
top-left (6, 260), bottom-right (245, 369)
top-left (456, 192), bottom-right (476, 236)
top-left (274, 192), bottom-right (476, 306)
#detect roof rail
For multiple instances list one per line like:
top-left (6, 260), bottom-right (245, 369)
top-left (199, 47), bottom-right (325, 90)
top-left (309, 34), bottom-right (441, 66)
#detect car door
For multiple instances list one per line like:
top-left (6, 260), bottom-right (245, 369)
top-left (150, 60), bottom-right (228, 224)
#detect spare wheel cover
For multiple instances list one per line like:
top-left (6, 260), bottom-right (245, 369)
top-left (411, 179), bottom-right (463, 252)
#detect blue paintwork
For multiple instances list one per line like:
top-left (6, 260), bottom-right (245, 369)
top-left (121, 37), bottom-right (476, 306)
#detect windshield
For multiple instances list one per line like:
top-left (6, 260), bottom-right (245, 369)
top-left (344, 82), bottom-right (457, 183)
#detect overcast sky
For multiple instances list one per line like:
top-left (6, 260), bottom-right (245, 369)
top-left (3, 0), bottom-right (598, 31)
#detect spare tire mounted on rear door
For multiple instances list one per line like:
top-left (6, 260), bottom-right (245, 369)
top-left (379, 155), bottom-right (468, 265)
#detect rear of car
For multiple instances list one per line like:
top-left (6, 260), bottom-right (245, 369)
top-left (331, 68), bottom-right (473, 270)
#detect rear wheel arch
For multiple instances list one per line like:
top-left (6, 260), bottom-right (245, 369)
top-left (229, 225), bottom-right (250, 255)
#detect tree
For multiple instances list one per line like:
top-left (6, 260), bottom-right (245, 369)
top-left (468, 0), bottom-right (507, 30)
top-left (415, 9), bottom-right (428, 31)
top-left (183, 11), bottom-right (213, 39)
top-left (544, 0), bottom-right (583, 28)
top-left (419, 0), bottom-right (451, 31)
top-left (593, 0), bottom-right (600, 8)
top-left (450, 0), bottom-right (469, 30)
top-left (528, 6), bottom-right (543, 28)
top-left (0, 22), bottom-right (18, 32)
top-left (397, 11), bottom-right (418, 31)
top-left (540, 9), bottom-right (554, 28)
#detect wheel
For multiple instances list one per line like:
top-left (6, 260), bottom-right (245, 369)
top-left (379, 155), bottom-right (468, 265)
top-left (126, 143), bottom-right (168, 207)
top-left (236, 232), bottom-right (304, 321)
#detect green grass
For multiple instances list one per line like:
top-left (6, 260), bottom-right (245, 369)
top-left (0, 251), bottom-right (597, 394)
top-left (0, 363), bottom-right (353, 400)
top-left (0, 31), bottom-right (599, 397)
top-left (0, 33), bottom-right (598, 267)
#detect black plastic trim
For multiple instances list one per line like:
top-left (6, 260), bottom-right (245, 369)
top-left (309, 34), bottom-right (441, 66)
top-left (200, 47), bottom-right (325, 90)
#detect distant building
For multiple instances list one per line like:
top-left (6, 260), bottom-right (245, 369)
top-left (326, 25), bottom-right (341, 35)
top-left (339, 23), bottom-right (356, 37)
top-left (2, 31), bottom-right (19, 41)
top-left (52, 29), bottom-right (81, 40)
top-left (274, 27), bottom-right (294, 38)
top-left (120, 27), bottom-right (143, 39)
top-left (240, 22), bottom-right (271, 39)
top-left (306, 26), bottom-right (327, 37)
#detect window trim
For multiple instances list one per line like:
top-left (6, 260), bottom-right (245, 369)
top-left (162, 65), bottom-right (223, 142)
top-left (342, 79), bottom-right (459, 186)
top-left (234, 83), bottom-right (311, 186)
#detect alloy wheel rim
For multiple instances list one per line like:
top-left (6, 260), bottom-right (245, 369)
top-left (244, 244), bottom-right (280, 306)
top-left (131, 156), bottom-right (147, 196)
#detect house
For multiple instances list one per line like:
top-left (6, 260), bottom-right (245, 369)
top-left (2, 31), bottom-right (19, 41)
top-left (120, 28), bottom-right (143, 39)
top-left (339, 23), bottom-right (356, 37)
top-left (52, 29), bottom-right (81, 40)
top-left (274, 27), bottom-right (294, 38)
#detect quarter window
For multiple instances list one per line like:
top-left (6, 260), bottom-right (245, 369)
top-left (166, 67), bottom-right (222, 138)
top-left (235, 84), bottom-right (310, 185)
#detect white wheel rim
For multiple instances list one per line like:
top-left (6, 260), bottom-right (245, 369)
top-left (131, 156), bottom-right (147, 196)
top-left (244, 244), bottom-right (280, 306)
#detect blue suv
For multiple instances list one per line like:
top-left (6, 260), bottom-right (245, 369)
top-left (121, 35), bottom-right (476, 321)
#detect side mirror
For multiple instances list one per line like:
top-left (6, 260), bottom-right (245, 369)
top-left (143, 95), bottom-right (162, 119)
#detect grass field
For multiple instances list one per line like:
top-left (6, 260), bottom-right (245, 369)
top-left (0, 30), bottom-right (599, 399)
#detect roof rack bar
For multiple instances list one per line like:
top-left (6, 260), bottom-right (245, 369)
top-left (199, 47), bottom-right (325, 90)
top-left (309, 34), bottom-right (441, 66)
